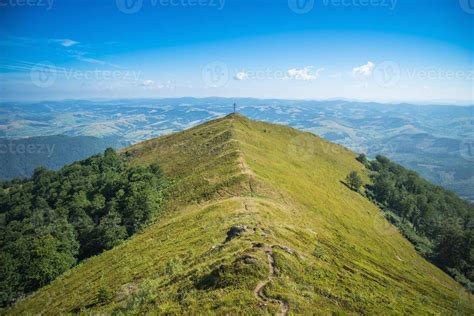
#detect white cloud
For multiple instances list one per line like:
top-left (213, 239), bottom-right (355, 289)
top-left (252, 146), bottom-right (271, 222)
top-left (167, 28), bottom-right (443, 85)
top-left (234, 72), bottom-right (249, 81)
top-left (286, 66), bottom-right (324, 81)
top-left (68, 50), bottom-right (118, 67)
top-left (352, 61), bottom-right (375, 77)
top-left (61, 39), bottom-right (79, 47)
top-left (51, 38), bottom-right (79, 47)
top-left (141, 80), bottom-right (155, 87)
top-left (1, 36), bottom-right (79, 48)
top-left (140, 80), bottom-right (175, 90)
top-left (77, 56), bottom-right (106, 65)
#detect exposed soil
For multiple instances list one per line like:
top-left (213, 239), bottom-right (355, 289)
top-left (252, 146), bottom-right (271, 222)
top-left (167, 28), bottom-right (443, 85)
top-left (253, 245), bottom-right (289, 316)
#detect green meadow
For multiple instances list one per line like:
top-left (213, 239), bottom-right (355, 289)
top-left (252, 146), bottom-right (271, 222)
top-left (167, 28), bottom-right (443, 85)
top-left (8, 114), bottom-right (472, 315)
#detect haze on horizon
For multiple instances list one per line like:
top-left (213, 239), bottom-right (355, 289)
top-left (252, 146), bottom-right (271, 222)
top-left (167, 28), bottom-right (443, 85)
top-left (0, 0), bottom-right (473, 104)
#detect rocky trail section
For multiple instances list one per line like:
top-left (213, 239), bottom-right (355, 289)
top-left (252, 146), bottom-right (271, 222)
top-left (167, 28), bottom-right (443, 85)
top-left (253, 243), bottom-right (290, 316)
top-left (220, 222), bottom-right (291, 315)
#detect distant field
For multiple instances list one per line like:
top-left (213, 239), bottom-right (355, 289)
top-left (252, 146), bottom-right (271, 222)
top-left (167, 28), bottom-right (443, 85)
top-left (1, 98), bottom-right (472, 201)
top-left (0, 135), bottom-right (127, 180)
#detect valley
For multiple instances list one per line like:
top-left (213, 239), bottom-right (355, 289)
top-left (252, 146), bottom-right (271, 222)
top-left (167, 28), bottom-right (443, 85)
top-left (1, 98), bottom-right (472, 202)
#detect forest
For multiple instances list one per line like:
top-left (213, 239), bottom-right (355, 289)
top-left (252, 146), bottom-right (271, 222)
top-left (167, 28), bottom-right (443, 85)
top-left (359, 154), bottom-right (473, 291)
top-left (0, 149), bottom-right (167, 306)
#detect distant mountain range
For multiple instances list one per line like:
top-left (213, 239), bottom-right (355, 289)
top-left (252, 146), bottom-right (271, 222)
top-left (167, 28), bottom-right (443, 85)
top-left (0, 135), bottom-right (127, 180)
top-left (1, 98), bottom-right (472, 202)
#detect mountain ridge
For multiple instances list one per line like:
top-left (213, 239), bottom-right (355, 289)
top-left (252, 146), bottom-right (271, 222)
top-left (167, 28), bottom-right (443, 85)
top-left (8, 114), bottom-right (472, 314)
top-left (3, 98), bottom-right (472, 202)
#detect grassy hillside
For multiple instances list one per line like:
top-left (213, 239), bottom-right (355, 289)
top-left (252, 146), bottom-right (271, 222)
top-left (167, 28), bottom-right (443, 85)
top-left (7, 114), bottom-right (473, 314)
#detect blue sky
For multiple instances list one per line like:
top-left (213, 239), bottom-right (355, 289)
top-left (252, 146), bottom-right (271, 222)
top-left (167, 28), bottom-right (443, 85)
top-left (0, 0), bottom-right (473, 103)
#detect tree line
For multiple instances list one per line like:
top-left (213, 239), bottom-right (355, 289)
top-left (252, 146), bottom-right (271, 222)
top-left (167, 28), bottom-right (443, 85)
top-left (0, 148), bottom-right (167, 306)
top-left (355, 154), bottom-right (473, 291)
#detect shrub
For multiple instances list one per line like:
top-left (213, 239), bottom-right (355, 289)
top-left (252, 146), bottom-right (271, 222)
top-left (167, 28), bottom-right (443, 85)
top-left (96, 286), bottom-right (112, 304)
top-left (312, 245), bottom-right (328, 261)
top-left (356, 154), bottom-right (368, 165)
top-left (345, 171), bottom-right (363, 191)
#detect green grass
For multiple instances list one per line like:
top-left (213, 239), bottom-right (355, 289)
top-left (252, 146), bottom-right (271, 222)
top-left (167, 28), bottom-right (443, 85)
top-left (7, 114), bottom-right (473, 315)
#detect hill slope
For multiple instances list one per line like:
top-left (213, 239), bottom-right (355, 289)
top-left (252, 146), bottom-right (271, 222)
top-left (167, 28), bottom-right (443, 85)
top-left (8, 114), bottom-right (472, 314)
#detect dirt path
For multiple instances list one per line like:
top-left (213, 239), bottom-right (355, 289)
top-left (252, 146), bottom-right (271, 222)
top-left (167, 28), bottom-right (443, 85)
top-left (254, 246), bottom-right (289, 316)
